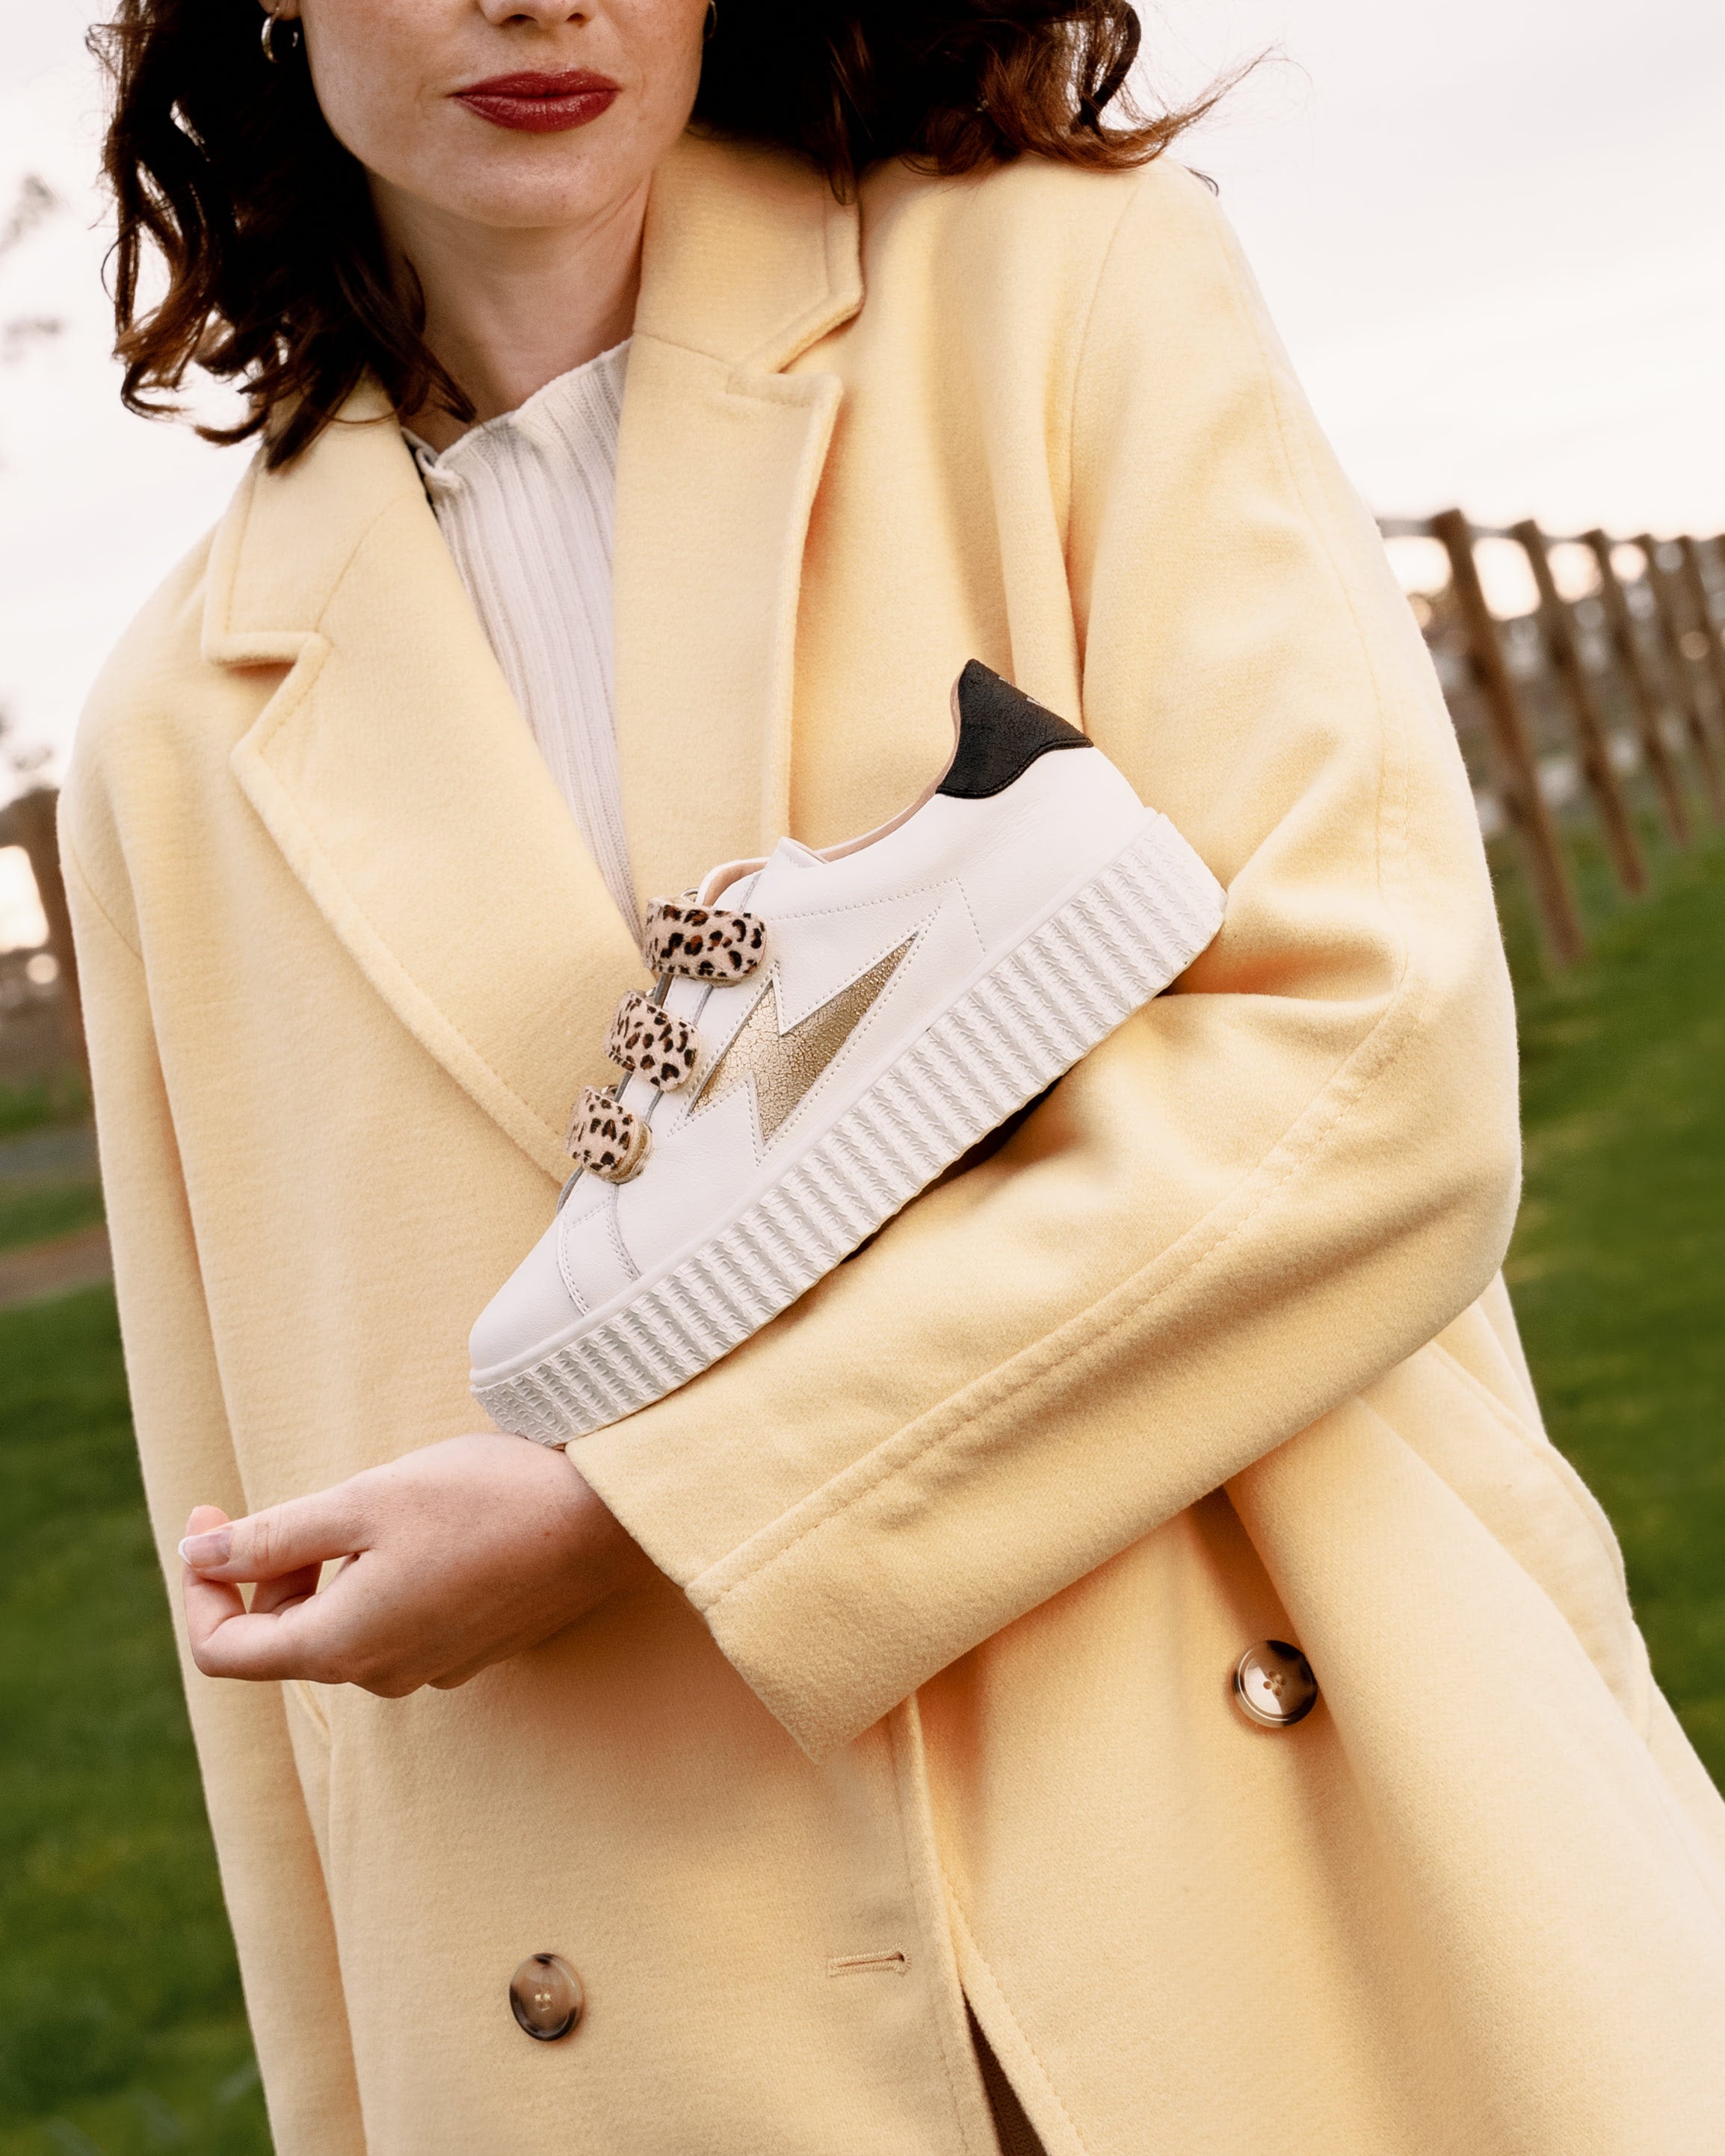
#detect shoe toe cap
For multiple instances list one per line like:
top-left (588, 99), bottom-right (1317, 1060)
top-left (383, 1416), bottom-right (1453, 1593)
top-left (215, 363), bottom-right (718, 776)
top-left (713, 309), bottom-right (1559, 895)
top-left (469, 1214), bottom-right (581, 1380)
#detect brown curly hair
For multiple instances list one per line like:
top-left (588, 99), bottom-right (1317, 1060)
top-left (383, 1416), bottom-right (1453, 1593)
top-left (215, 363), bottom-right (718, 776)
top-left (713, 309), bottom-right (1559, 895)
top-left (93, 2), bottom-right (1232, 469)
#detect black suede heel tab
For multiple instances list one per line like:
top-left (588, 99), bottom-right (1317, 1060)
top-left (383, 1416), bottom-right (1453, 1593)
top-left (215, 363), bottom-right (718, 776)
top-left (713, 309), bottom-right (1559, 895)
top-left (938, 661), bottom-right (1093, 800)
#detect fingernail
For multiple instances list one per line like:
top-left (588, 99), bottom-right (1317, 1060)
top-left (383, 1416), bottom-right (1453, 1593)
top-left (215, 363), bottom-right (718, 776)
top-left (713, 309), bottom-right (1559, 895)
top-left (179, 1528), bottom-right (232, 1569)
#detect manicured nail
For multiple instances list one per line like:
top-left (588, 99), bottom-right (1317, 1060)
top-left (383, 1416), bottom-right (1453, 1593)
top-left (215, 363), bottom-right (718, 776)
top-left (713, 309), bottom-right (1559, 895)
top-left (179, 1528), bottom-right (232, 1569)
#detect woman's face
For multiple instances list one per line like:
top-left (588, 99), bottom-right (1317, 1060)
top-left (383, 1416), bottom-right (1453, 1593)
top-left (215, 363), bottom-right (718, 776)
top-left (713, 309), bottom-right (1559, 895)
top-left (279, 0), bottom-right (708, 234)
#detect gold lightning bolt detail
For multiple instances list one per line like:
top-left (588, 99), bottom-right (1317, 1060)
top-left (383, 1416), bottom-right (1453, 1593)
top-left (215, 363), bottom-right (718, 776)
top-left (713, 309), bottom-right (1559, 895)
top-left (694, 938), bottom-right (916, 1143)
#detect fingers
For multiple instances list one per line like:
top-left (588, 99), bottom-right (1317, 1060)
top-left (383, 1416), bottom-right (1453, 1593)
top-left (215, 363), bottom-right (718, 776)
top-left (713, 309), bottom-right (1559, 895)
top-left (179, 1486), bottom-right (365, 1584)
top-left (187, 1581), bottom-right (419, 1696)
top-left (428, 1664), bottom-right (484, 1693)
top-left (185, 1594), bottom-right (337, 1683)
top-left (180, 1500), bottom-right (346, 1682)
top-left (182, 1507), bottom-right (249, 1666)
top-left (250, 1563), bottom-right (324, 1618)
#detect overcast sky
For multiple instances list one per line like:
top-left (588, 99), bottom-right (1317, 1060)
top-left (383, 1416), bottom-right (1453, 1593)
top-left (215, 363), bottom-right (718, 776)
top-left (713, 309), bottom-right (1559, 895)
top-left (0, 0), bottom-right (1721, 797)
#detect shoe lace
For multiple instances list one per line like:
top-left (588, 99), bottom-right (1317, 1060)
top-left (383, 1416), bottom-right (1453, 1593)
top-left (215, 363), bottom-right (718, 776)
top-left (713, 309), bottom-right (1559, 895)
top-left (562, 898), bottom-right (766, 1193)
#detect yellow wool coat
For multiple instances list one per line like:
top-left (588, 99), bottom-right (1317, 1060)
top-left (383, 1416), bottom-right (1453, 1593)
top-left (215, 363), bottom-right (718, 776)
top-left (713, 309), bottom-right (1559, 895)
top-left (64, 135), bottom-right (1725, 2155)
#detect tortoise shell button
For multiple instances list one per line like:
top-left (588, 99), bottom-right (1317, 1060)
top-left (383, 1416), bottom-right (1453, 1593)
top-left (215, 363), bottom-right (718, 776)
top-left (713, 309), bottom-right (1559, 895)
top-left (509, 1953), bottom-right (584, 2041)
top-left (1233, 1640), bottom-right (1319, 1728)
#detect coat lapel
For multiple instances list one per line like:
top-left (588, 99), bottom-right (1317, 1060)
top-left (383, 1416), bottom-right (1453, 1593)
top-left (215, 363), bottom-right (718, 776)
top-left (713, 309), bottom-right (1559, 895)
top-left (215, 404), bottom-right (641, 1182)
top-left (209, 137), bottom-right (862, 1182)
top-left (613, 134), bottom-right (862, 909)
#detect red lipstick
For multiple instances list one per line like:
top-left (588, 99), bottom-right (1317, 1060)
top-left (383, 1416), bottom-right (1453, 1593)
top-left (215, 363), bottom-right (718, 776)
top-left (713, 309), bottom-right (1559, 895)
top-left (453, 70), bottom-right (620, 134)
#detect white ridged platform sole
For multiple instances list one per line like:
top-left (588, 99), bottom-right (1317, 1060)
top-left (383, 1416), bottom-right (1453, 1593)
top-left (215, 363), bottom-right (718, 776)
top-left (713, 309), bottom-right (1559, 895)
top-left (475, 814), bottom-right (1224, 1443)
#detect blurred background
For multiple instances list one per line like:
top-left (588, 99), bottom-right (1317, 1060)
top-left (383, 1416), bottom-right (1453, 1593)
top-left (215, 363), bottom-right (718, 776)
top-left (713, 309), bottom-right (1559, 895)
top-left (1, 3), bottom-right (1721, 2151)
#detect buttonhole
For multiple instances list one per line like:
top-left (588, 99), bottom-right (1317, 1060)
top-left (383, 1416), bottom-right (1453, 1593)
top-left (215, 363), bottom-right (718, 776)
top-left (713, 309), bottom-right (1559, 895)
top-left (825, 1950), bottom-right (909, 1978)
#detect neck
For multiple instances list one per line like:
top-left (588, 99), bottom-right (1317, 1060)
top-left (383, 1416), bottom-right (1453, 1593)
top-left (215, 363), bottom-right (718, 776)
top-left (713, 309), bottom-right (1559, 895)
top-left (377, 181), bottom-right (647, 450)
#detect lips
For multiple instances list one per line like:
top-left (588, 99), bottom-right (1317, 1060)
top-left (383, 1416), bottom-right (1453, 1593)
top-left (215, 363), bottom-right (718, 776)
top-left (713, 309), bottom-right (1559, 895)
top-left (453, 70), bottom-right (620, 135)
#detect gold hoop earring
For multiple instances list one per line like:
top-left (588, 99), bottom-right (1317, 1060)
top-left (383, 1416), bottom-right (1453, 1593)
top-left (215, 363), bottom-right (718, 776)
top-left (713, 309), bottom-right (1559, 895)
top-left (704, 0), bottom-right (718, 43)
top-left (260, 11), bottom-right (302, 64)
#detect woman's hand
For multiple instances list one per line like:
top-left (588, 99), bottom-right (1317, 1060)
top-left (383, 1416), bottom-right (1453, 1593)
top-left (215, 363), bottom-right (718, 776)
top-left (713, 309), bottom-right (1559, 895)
top-left (177, 1435), bottom-right (654, 1696)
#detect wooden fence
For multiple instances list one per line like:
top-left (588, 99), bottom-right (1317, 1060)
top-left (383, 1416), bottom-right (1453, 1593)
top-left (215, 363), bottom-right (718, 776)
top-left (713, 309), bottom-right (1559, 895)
top-left (1380, 515), bottom-right (1725, 970)
top-left (0, 785), bottom-right (84, 1077)
top-left (2, 520), bottom-right (1723, 1075)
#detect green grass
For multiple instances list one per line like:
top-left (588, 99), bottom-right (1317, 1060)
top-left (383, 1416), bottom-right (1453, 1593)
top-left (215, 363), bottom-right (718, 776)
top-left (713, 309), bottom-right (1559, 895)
top-left (0, 841), bottom-right (1718, 2152)
top-left (0, 1183), bottom-right (105, 1256)
top-left (0, 1073), bottom-right (90, 1143)
top-left (0, 1290), bottom-right (269, 2156)
top-left (1508, 833), bottom-right (1725, 1783)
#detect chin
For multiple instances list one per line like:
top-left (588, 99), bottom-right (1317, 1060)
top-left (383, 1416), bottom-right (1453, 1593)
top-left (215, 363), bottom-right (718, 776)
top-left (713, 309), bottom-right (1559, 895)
top-left (434, 156), bottom-right (629, 233)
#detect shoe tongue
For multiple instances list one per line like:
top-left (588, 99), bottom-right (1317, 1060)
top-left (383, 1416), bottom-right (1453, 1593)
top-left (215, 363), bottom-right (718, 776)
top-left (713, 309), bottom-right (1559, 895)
top-left (765, 836), bottom-right (822, 871)
top-left (703, 836), bottom-right (821, 910)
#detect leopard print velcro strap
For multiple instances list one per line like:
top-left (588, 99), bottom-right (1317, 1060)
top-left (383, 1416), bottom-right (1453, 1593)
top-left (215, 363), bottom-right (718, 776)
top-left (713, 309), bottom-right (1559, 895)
top-left (641, 898), bottom-right (766, 981)
top-left (606, 991), bottom-right (698, 1092)
top-left (567, 1087), bottom-right (651, 1183)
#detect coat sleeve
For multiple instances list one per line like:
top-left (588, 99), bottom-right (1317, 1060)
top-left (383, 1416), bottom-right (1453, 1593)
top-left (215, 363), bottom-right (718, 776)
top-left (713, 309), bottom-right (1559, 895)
top-left (59, 801), bottom-right (366, 2156)
top-left (571, 165), bottom-right (1522, 1761)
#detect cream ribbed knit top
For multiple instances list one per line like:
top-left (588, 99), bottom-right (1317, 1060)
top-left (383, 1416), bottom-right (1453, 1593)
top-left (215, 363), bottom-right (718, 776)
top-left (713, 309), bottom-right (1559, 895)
top-left (405, 341), bottom-right (638, 930)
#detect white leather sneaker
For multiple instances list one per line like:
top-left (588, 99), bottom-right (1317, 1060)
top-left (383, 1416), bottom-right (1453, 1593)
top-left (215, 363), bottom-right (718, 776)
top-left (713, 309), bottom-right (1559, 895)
top-left (471, 663), bottom-right (1226, 1442)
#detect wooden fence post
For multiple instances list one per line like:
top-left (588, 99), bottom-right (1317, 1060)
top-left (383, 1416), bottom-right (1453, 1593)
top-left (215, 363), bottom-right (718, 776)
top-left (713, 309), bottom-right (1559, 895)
top-left (1431, 509), bottom-right (1586, 966)
top-left (0, 785), bottom-right (86, 1074)
top-left (1678, 536), bottom-right (1725, 717)
top-left (1512, 519), bottom-right (1645, 894)
top-left (1636, 532), bottom-right (1725, 821)
top-left (1583, 530), bottom-right (1692, 847)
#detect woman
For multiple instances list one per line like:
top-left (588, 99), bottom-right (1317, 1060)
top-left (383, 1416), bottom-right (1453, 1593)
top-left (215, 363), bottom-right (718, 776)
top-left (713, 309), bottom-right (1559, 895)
top-left (66, 1), bottom-right (1725, 2150)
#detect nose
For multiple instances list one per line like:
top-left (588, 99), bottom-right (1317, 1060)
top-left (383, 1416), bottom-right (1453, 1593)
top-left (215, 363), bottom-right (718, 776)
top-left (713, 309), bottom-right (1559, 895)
top-left (477, 1), bottom-right (591, 27)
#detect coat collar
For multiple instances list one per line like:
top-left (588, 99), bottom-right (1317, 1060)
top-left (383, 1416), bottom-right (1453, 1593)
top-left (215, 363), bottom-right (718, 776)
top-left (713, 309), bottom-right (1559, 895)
top-left (206, 133), bottom-right (862, 1181)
